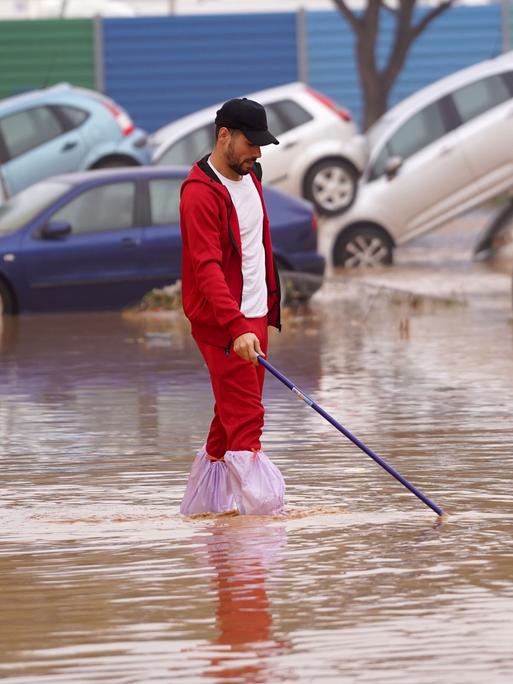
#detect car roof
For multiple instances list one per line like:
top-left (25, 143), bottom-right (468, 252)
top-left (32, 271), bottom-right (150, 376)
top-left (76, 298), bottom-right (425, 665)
top-left (367, 50), bottom-right (513, 147)
top-left (49, 165), bottom-right (191, 186)
top-left (150, 81), bottom-right (308, 143)
top-left (0, 82), bottom-right (104, 114)
top-left (44, 164), bottom-right (313, 209)
top-left (0, 83), bottom-right (77, 113)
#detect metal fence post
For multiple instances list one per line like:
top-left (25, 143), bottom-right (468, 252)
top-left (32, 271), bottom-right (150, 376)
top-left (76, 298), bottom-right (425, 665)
top-left (502, 0), bottom-right (511, 52)
top-left (296, 6), bottom-right (308, 84)
top-left (93, 13), bottom-right (105, 92)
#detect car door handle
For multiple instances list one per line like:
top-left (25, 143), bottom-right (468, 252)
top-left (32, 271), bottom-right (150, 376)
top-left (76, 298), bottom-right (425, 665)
top-left (121, 237), bottom-right (141, 246)
top-left (283, 140), bottom-right (298, 150)
top-left (61, 141), bottom-right (78, 152)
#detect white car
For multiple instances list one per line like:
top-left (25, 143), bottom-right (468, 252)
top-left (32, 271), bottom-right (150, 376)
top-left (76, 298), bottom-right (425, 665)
top-left (332, 51), bottom-right (513, 267)
top-left (150, 82), bottom-right (367, 215)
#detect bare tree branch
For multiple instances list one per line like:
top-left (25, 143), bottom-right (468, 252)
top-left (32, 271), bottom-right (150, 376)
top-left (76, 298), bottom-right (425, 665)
top-left (383, 0), bottom-right (454, 90)
top-left (381, 3), bottom-right (398, 17)
top-left (362, 0), bottom-right (382, 34)
top-left (59, 0), bottom-right (69, 18)
top-left (411, 0), bottom-right (455, 40)
top-left (381, 0), bottom-right (416, 89)
top-left (331, 0), bottom-right (360, 31)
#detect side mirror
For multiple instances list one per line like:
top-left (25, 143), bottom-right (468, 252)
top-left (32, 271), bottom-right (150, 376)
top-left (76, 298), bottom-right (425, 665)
top-left (42, 220), bottom-right (72, 240)
top-left (384, 156), bottom-right (403, 179)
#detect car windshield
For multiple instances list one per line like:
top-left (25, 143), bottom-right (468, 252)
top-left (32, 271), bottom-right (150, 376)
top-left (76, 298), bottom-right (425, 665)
top-left (365, 114), bottom-right (397, 154)
top-left (0, 181), bottom-right (70, 236)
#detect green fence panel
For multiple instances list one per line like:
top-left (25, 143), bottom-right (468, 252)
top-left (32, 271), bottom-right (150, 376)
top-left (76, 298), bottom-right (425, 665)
top-left (0, 19), bottom-right (95, 100)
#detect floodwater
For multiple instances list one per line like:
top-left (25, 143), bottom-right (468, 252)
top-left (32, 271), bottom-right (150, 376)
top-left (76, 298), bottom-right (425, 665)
top-left (1, 244), bottom-right (513, 682)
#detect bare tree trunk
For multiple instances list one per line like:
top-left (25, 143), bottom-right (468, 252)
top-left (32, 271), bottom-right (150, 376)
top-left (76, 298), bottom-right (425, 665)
top-left (360, 77), bottom-right (389, 131)
top-left (332, 0), bottom-right (455, 130)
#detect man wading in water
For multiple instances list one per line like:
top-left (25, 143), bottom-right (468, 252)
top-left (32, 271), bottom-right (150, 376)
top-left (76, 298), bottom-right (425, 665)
top-left (179, 98), bottom-right (285, 516)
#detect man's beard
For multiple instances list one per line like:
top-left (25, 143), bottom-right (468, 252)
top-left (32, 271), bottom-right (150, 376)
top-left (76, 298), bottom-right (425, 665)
top-left (227, 139), bottom-right (256, 176)
top-left (228, 158), bottom-right (255, 176)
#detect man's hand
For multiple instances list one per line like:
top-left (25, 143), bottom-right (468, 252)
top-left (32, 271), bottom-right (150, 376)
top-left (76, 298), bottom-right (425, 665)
top-left (232, 332), bottom-right (265, 365)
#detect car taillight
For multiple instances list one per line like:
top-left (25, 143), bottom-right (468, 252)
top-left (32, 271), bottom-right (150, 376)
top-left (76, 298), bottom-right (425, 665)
top-left (311, 213), bottom-right (318, 232)
top-left (102, 101), bottom-right (135, 136)
top-left (306, 86), bottom-right (352, 122)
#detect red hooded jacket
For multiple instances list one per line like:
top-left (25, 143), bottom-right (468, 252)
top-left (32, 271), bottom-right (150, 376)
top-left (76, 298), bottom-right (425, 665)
top-left (180, 156), bottom-right (281, 348)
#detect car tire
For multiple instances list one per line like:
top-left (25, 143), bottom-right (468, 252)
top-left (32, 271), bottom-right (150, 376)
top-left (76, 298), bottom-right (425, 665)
top-left (0, 279), bottom-right (15, 315)
top-left (304, 158), bottom-right (358, 216)
top-left (333, 225), bottom-right (394, 268)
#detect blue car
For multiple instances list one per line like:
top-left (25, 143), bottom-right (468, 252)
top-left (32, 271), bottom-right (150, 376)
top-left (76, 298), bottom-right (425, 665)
top-left (0, 83), bottom-right (151, 198)
top-left (0, 167), bottom-right (325, 314)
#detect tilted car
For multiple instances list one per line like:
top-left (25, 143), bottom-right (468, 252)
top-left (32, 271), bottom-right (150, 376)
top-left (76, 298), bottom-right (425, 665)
top-left (0, 167), bottom-right (325, 314)
top-left (0, 83), bottom-right (151, 199)
top-left (332, 51), bottom-right (513, 267)
top-left (150, 82), bottom-right (366, 216)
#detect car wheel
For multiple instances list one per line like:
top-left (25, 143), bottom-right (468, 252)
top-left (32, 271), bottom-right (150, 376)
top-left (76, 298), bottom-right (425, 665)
top-left (0, 279), bottom-right (15, 315)
top-left (304, 158), bottom-right (358, 216)
top-left (333, 225), bottom-right (394, 268)
top-left (92, 157), bottom-right (138, 169)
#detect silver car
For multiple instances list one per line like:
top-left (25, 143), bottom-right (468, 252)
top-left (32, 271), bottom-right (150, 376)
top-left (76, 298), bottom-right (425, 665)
top-left (332, 51), bottom-right (513, 267)
top-left (150, 82), bottom-right (367, 216)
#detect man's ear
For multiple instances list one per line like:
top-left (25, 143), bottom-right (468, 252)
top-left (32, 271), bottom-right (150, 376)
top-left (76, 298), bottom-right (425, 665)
top-left (218, 126), bottom-right (231, 142)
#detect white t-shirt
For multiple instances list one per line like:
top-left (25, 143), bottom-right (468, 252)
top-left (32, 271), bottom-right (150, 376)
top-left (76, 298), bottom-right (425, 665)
top-left (208, 158), bottom-right (268, 318)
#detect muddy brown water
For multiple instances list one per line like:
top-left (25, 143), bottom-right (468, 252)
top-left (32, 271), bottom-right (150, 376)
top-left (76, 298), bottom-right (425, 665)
top-left (1, 263), bottom-right (513, 682)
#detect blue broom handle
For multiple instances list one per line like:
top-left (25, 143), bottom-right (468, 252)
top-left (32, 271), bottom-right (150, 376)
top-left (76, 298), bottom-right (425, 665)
top-left (257, 355), bottom-right (443, 517)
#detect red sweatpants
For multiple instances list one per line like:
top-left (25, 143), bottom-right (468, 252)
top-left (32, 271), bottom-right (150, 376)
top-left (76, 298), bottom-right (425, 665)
top-left (195, 317), bottom-right (268, 459)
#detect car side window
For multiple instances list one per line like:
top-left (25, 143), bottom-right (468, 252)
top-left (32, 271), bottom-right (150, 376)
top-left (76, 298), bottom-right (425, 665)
top-left (501, 70), bottom-right (513, 94)
top-left (51, 182), bottom-right (135, 234)
top-left (158, 124), bottom-right (214, 166)
top-left (451, 74), bottom-right (511, 124)
top-left (272, 99), bottom-right (313, 131)
top-left (369, 101), bottom-right (446, 179)
top-left (149, 178), bottom-right (181, 224)
top-left (57, 105), bottom-right (89, 129)
top-left (264, 100), bottom-right (313, 138)
top-left (264, 104), bottom-right (289, 137)
top-left (0, 106), bottom-right (64, 159)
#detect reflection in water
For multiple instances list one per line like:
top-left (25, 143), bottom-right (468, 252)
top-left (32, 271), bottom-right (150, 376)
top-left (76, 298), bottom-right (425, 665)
top-left (192, 518), bottom-right (290, 683)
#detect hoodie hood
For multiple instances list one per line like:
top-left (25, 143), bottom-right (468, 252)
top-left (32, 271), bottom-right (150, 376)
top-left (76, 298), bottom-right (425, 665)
top-left (180, 155), bottom-right (229, 203)
top-left (180, 155), bottom-right (263, 201)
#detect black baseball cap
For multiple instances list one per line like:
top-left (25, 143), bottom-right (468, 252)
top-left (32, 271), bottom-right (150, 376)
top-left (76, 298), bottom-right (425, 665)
top-left (215, 97), bottom-right (279, 146)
